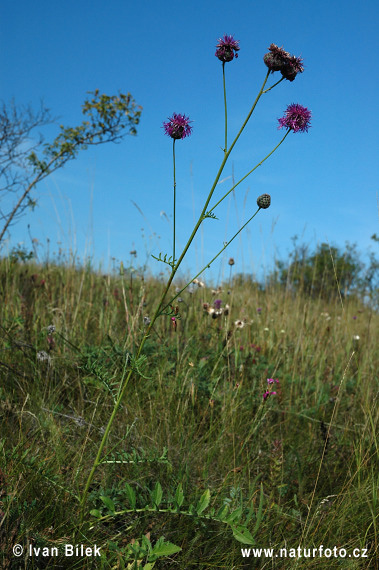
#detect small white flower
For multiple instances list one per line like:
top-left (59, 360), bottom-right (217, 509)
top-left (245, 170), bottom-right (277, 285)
top-left (37, 351), bottom-right (51, 363)
top-left (234, 320), bottom-right (245, 329)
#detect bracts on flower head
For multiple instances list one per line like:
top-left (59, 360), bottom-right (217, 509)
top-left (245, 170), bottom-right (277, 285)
top-left (163, 113), bottom-right (193, 140)
top-left (263, 44), bottom-right (304, 82)
top-left (257, 194), bottom-right (271, 209)
top-left (215, 34), bottom-right (240, 62)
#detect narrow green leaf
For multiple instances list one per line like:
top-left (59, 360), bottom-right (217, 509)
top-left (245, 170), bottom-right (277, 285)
top-left (151, 481), bottom-right (163, 507)
top-left (100, 495), bottom-right (115, 513)
top-left (196, 488), bottom-right (211, 515)
top-left (226, 505), bottom-right (243, 523)
top-left (174, 483), bottom-right (184, 508)
top-left (231, 524), bottom-right (255, 545)
top-left (125, 482), bottom-right (136, 509)
top-left (252, 483), bottom-right (264, 536)
top-left (216, 504), bottom-right (229, 521)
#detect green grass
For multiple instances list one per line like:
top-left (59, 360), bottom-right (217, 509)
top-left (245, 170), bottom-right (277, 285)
top-left (0, 257), bottom-right (378, 568)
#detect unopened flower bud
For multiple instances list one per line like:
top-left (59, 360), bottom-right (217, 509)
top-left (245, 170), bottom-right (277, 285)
top-left (257, 194), bottom-right (271, 209)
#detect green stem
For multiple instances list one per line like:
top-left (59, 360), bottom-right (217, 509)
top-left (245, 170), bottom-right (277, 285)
top-left (262, 76), bottom-right (285, 93)
top-left (173, 139), bottom-right (176, 265)
top-left (223, 62), bottom-right (227, 153)
top-left (208, 129), bottom-right (290, 214)
top-left (160, 207), bottom-right (262, 313)
top-left (79, 265), bottom-right (180, 523)
top-left (163, 70), bottom-right (271, 285)
top-left (79, 70), bottom-right (273, 524)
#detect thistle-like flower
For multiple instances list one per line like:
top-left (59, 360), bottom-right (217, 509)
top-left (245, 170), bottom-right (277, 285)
top-left (264, 44), bottom-right (304, 81)
top-left (257, 194), bottom-right (271, 209)
top-left (163, 113), bottom-right (193, 140)
top-left (215, 34), bottom-right (240, 62)
top-left (278, 104), bottom-right (312, 133)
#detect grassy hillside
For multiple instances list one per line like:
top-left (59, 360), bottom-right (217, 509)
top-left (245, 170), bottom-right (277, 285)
top-left (0, 258), bottom-right (378, 568)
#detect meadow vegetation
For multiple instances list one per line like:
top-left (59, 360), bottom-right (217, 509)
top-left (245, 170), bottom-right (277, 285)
top-left (1, 32), bottom-right (378, 569)
top-left (0, 249), bottom-right (378, 568)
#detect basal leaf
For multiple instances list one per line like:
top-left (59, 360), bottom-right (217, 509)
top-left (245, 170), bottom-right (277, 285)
top-left (231, 524), bottom-right (255, 545)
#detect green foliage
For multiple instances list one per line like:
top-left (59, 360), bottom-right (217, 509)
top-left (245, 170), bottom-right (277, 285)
top-left (151, 251), bottom-right (176, 268)
top-left (102, 446), bottom-right (170, 467)
top-left (8, 245), bottom-right (34, 263)
top-left (0, 259), bottom-right (378, 567)
top-left (0, 91), bottom-right (142, 243)
top-left (108, 534), bottom-right (181, 569)
top-left (90, 479), bottom-right (262, 547)
top-left (272, 238), bottom-right (376, 299)
top-left (28, 90), bottom-right (141, 174)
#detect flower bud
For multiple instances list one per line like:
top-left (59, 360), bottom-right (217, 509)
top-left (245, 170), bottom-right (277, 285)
top-left (257, 194), bottom-right (271, 209)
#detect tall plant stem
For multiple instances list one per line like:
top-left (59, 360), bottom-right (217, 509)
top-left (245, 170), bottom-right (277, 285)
top-left (172, 139), bottom-right (176, 264)
top-left (79, 70), bottom-right (272, 525)
top-left (208, 129), bottom-right (290, 213)
top-left (223, 62), bottom-right (228, 153)
top-left (161, 208), bottom-right (262, 312)
top-left (171, 70), bottom-right (271, 277)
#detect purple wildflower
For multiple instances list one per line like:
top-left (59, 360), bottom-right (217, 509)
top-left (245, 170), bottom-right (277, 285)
top-left (263, 390), bottom-right (277, 401)
top-left (278, 103), bottom-right (312, 133)
top-left (215, 34), bottom-right (240, 63)
top-left (214, 299), bottom-right (222, 310)
top-left (267, 378), bottom-right (279, 385)
top-left (263, 44), bottom-right (304, 82)
top-left (163, 113), bottom-right (193, 140)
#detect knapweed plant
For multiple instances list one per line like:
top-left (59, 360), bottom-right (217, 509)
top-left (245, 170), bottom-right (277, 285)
top-left (79, 36), bottom-right (311, 540)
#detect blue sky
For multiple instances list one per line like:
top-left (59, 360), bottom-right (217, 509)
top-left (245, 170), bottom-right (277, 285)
top-left (1, 0), bottom-right (378, 284)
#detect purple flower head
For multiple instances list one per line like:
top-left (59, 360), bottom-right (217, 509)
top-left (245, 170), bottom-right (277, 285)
top-left (163, 113), bottom-right (193, 140)
top-left (278, 103), bottom-right (312, 133)
top-left (267, 378), bottom-right (279, 385)
top-left (215, 35), bottom-right (240, 63)
top-left (263, 390), bottom-right (277, 401)
top-left (214, 299), bottom-right (222, 310)
top-left (263, 44), bottom-right (304, 81)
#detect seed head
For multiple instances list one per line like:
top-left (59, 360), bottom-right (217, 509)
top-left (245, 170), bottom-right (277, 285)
top-left (163, 113), bottom-right (193, 140)
top-left (215, 34), bottom-right (240, 62)
top-left (264, 44), bottom-right (304, 81)
top-left (257, 194), bottom-right (271, 209)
